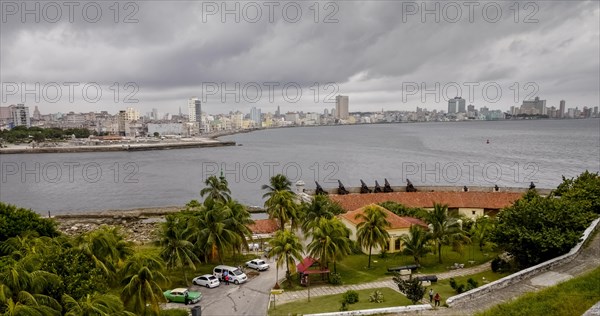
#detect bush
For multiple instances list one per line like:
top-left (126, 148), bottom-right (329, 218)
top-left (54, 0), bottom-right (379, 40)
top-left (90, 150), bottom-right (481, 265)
top-left (369, 290), bottom-right (384, 303)
top-left (491, 256), bottom-right (511, 272)
top-left (342, 290), bottom-right (359, 304)
top-left (395, 277), bottom-right (426, 304)
top-left (466, 278), bottom-right (479, 291)
top-left (329, 272), bottom-right (342, 285)
top-left (339, 301), bottom-right (348, 311)
top-left (160, 309), bottom-right (189, 316)
top-left (449, 278), bottom-right (457, 290)
top-left (0, 202), bottom-right (59, 242)
top-left (456, 284), bottom-right (465, 294)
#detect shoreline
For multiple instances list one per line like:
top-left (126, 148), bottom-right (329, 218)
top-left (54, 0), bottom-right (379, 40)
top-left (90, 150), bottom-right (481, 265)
top-left (0, 139), bottom-right (236, 154)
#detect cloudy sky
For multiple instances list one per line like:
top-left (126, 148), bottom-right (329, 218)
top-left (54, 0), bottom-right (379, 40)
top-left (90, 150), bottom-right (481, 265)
top-left (1, 1), bottom-right (598, 116)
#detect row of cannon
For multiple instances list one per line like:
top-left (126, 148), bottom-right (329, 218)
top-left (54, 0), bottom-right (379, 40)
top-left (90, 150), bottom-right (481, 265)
top-left (314, 180), bottom-right (535, 195)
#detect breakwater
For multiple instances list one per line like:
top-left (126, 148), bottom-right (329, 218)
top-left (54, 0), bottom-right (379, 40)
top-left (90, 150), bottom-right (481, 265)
top-left (0, 140), bottom-right (236, 154)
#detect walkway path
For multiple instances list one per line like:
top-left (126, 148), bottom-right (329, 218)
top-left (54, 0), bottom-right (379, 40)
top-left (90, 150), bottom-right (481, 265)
top-left (418, 230), bottom-right (600, 315)
top-left (277, 261), bottom-right (491, 304)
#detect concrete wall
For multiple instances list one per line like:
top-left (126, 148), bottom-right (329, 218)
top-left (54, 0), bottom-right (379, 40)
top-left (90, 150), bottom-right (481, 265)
top-left (446, 217), bottom-right (600, 307)
top-left (304, 304), bottom-right (432, 316)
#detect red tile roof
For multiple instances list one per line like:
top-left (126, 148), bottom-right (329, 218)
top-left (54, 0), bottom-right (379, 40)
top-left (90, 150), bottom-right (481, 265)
top-left (340, 204), bottom-right (427, 229)
top-left (296, 257), bottom-right (318, 273)
top-left (331, 192), bottom-right (522, 212)
top-left (247, 219), bottom-right (279, 234)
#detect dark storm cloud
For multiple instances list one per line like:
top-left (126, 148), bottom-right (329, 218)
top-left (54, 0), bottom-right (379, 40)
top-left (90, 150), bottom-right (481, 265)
top-left (1, 0), bottom-right (598, 114)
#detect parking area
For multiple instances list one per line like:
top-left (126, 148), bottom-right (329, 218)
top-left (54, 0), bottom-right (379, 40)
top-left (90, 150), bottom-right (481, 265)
top-left (163, 259), bottom-right (277, 315)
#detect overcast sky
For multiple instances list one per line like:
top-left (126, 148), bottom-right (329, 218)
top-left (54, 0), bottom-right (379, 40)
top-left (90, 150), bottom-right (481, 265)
top-left (1, 1), bottom-right (598, 115)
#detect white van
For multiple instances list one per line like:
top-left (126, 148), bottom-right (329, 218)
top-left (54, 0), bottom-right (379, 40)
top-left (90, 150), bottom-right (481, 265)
top-left (213, 265), bottom-right (248, 285)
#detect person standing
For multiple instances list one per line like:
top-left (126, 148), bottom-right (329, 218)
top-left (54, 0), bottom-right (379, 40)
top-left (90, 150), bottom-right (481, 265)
top-left (429, 289), bottom-right (434, 303)
top-left (434, 293), bottom-right (441, 307)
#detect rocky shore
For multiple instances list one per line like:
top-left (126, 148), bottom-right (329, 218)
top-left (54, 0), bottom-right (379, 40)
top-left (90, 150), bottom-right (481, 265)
top-left (53, 205), bottom-right (266, 244)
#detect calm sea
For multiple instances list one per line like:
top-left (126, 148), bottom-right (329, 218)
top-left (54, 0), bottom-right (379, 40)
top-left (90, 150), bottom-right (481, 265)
top-left (1, 119), bottom-right (599, 214)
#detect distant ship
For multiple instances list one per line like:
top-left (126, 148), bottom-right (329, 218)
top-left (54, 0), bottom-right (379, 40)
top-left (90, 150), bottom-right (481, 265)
top-left (486, 139), bottom-right (490, 144)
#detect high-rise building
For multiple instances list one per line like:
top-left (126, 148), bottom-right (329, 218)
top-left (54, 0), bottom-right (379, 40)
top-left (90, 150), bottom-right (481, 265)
top-left (125, 107), bottom-right (140, 121)
top-left (152, 108), bottom-right (159, 120)
top-left (448, 97), bottom-right (465, 114)
top-left (118, 110), bottom-right (127, 136)
top-left (335, 95), bottom-right (349, 119)
top-left (324, 108), bottom-right (329, 116)
top-left (559, 100), bottom-right (566, 118)
top-left (275, 106), bottom-right (281, 116)
top-left (594, 106), bottom-right (599, 116)
top-left (10, 104), bottom-right (31, 127)
top-left (520, 97), bottom-right (546, 115)
top-left (188, 97), bottom-right (201, 122)
top-left (467, 104), bottom-right (475, 112)
top-left (250, 107), bottom-right (262, 125)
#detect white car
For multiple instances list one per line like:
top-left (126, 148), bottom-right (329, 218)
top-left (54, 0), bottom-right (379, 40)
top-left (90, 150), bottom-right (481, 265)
top-left (192, 274), bottom-right (220, 288)
top-left (246, 259), bottom-right (270, 271)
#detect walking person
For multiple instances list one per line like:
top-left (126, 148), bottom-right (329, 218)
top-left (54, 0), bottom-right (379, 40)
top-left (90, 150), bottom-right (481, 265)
top-left (223, 270), bottom-right (229, 285)
top-left (434, 293), bottom-right (441, 307)
top-left (429, 288), bottom-right (434, 303)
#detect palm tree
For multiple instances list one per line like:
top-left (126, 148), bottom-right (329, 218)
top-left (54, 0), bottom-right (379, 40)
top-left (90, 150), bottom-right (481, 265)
top-left (307, 217), bottom-right (351, 273)
top-left (0, 258), bottom-right (62, 316)
top-left (120, 267), bottom-right (167, 316)
top-left (301, 195), bottom-right (336, 234)
top-left (355, 205), bottom-right (391, 269)
top-left (223, 199), bottom-right (254, 255)
top-left (75, 226), bottom-right (133, 280)
top-left (262, 174), bottom-right (294, 196)
top-left (158, 215), bottom-right (199, 283)
top-left (200, 175), bottom-right (231, 203)
top-left (120, 252), bottom-right (167, 285)
top-left (188, 199), bottom-right (239, 263)
top-left (427, 203), bottom-right (470, 263)
top-left (263, 174), bottom-right (300, 231)
top-left (400, 225), bottom-right (432, 265)
top-left (63, 293), bottom-right (132, 316)
top-left (268, 230), bottom-right (304, 284)
top-left (470, 216), bottom-right (496, 251)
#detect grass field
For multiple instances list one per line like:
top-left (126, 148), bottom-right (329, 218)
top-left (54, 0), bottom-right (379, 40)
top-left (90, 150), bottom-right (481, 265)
top-left (476, 266), bottom-right (600, 316)
top-left (431, 270), bottom-right (509, 305)
top-left (334, 245), bottom-right (499, 285)
top-left (268, 287), bottom-right (412, 315)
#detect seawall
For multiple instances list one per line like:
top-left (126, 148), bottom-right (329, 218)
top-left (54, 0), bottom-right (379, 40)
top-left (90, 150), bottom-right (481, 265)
top-left (0, 140), bottom-right (236, 154)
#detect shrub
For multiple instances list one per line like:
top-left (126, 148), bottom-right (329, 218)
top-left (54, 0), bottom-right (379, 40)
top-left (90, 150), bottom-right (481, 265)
top-left (456, 284), bottom-right (465, 294)
top-left (329, 272), bottom-right (342, 285)
top-left (160, 309), bottom-right (189, 316)
top-left (449, 278), bottom-right (457, 290)
top-left (491, 256), bottom-right (511, 272)
top-left (369, 290), bottom-right (384, 303)
top-left (396, 278), bottom-right (426, 304)
top-left (339, 301), bottom-right (348, 311)
top-left (342, 290), bottom-right (359, 304)
top-left (466, 278), bottom-right (479, 291)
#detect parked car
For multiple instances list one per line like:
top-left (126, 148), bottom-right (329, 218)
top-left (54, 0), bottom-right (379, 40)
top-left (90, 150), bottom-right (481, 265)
top-left (246, 259), bottom-right (270, 271)
top-left (213, 265), bottom-right (248, 284)
top-left (192, 274), bottom-right (220, 288)
top-left (163, 288), bottom-right (201, 304)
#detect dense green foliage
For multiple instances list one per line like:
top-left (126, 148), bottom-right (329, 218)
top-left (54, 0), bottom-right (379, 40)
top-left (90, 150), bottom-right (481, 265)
top-left (0, 202), bottom-right (59, 242)
top-left (492, 190), bottom-right (595, 268)
top-left (427, 204), bottom-right (470, 264)
top-left (394, 276), bottom-right (426, 304)
top-left (0, 126), bottom-right (91, 143)
top-left (554, 170), bottom-right (600, 214)
top-left (341, 290), bottom-right (359, 304)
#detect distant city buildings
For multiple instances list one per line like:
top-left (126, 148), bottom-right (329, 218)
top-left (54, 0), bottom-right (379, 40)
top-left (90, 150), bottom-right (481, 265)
top-left (520, 97), bottom-right (547, 115)
top-left (11, 104), bottom-right (31, 127)
top-left (335, 95), bottom-right (349, 120)
top-left (448, 97), bottom-right (465, 114)
top-left (1, 94), bottom-right (598, 136)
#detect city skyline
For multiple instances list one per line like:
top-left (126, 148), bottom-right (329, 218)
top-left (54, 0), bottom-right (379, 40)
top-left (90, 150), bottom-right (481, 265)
top-left (1, 2), bottom-right (598, 114)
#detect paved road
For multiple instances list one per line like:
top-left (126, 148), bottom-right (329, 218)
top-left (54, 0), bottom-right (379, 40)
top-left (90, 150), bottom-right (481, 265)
top-left (163, 257), bottom-right (277, 315)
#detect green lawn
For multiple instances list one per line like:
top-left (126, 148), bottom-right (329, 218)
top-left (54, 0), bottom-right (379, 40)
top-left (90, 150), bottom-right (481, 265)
top-left (430, 270), bottom-right (510, 305)
top-left (476, 267), bottom-right (600, 316)
top-left (268, 287), bottom-right (412, 315)
top-left (334, 245), bottom-right (499, 285)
